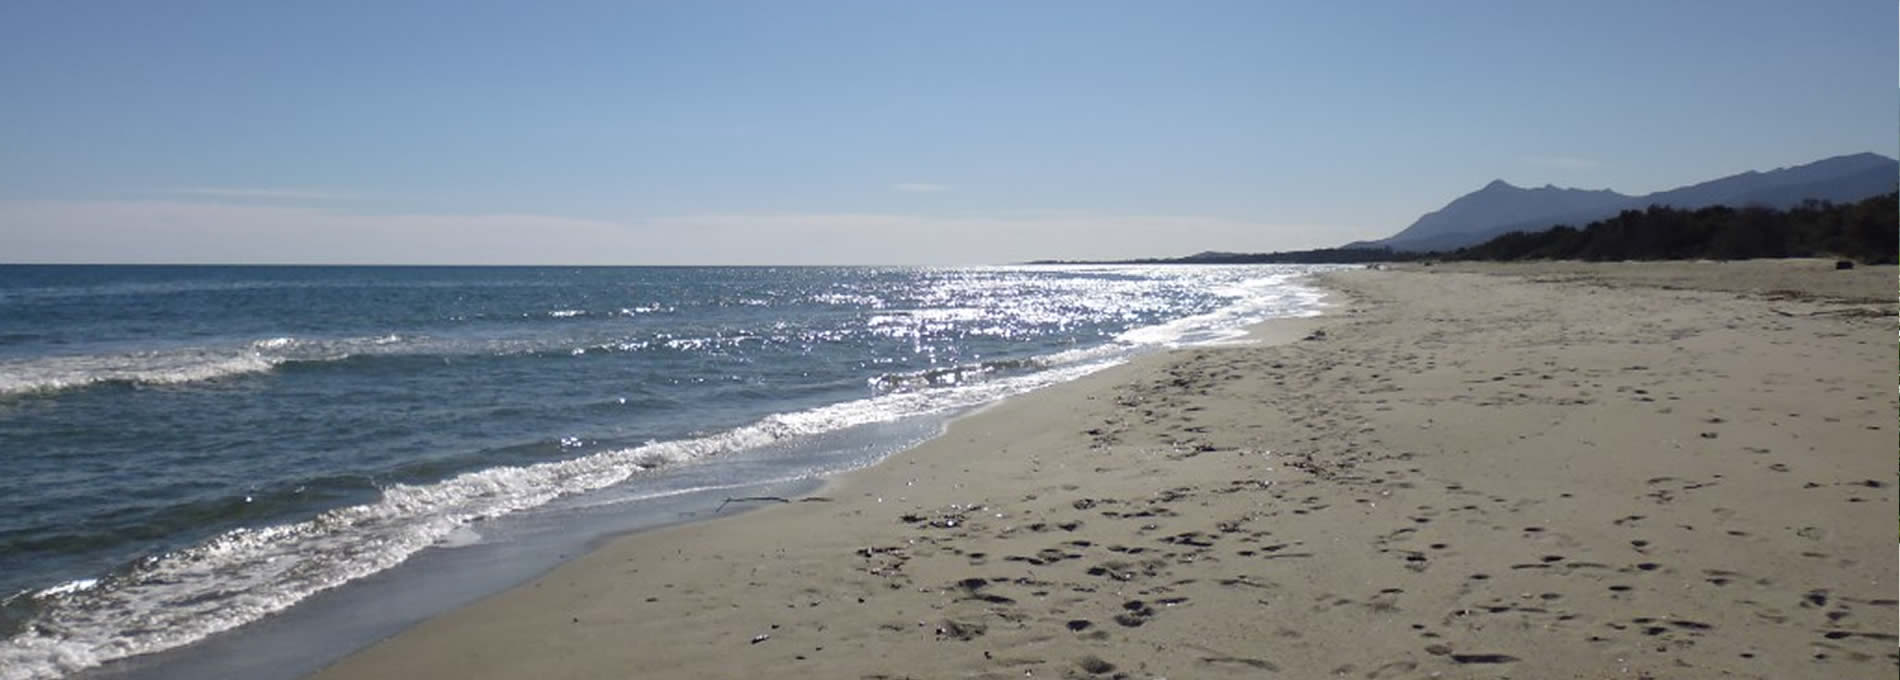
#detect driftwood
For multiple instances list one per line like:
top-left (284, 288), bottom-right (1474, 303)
top-left (715, 495), bottom-right (834, 512)
top-left (1769, 306), bottom-right (1892, 318)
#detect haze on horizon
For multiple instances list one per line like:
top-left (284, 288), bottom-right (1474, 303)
top-left (2, 1), bottom-right (1894, 265)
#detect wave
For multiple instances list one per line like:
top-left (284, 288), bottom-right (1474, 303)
top-left (0, 275), bottom-right (576, 305)
top-left (0, 353), bottom-right (281, 397)
top-left (0, 326), bottom-right (776, 398)
top-left (0, 336), bottom-right (409, 397)
top-left (865, 343), bottom-right (1132, 394)
top-left (0, 357), bottom-right (1126, 680)
top-left (867, 358), bottom-right (1035, 392)
top-left (1115, 272), bottom-right (1326, 346)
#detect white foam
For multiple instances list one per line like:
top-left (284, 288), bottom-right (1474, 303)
top-left (432, 525), bottom-right (484, 549)
top-left (1114, 271), bottom-right (1326, 347)
top-left (0, 334), bottom-right (425, 397)
top-left (1031, 343), bottom-right (1130, 368)
top-left (0, 352), bottom-right (281, 396)
top-left (31, 580), bottom-right (97, 599)
top-left (0, 358), bottom-right (1122, 680)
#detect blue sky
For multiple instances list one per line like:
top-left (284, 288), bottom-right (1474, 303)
top-left (2, 1), bottom-right (1894, 264)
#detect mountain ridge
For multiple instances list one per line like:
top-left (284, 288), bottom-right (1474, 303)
top-left (1349, 153), bottom-right (1897, 252)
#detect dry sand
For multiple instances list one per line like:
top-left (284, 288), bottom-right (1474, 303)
top-left (310, 259), bottom-right (1897, 680)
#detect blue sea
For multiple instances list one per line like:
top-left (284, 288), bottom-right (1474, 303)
top-left (0, 264), bottom-right (1330, 679)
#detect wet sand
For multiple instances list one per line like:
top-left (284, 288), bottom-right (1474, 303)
top-left (310, 259), bottom-right (1897, 679)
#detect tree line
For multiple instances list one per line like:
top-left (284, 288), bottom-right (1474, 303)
top-left (1445, 193), bottom-right (1897, 264)
top-left (1031, 192), bottom-right (1895, 265)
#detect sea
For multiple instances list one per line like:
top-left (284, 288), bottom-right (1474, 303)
top-left (0, 264), bottom-right (1333, 680)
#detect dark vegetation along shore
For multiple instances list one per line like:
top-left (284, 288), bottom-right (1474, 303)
top-left (1035, 192), bottom-right (1898, 266)
top-left (1039, 152), bottom-right (1897, 267)
top-left (1449, 193), bottom-right (1897, 264)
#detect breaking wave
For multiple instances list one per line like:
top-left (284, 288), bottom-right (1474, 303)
top-left (0, 336), bottom-right (408, 397)
top-left (0, 358), bottom-right (1118, 680)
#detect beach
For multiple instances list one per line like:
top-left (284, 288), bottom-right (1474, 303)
top-left (310, 259), bottom-right (1897, 679)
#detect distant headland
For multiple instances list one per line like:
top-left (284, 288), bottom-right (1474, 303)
top-left (1031, 152), bottom-right (1897, 265)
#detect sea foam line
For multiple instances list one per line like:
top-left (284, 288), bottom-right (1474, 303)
top-left (1115, 271), bottom-right (1323, 346)
top-left (0, 353), bottom-right (280, 397)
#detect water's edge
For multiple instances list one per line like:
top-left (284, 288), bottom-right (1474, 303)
top-left (84, 475), bottom-right (827, 680)
top-left (286, 280), bottom-right (1339, 680)
top-left (47, 271), bottom-right (1338, 680)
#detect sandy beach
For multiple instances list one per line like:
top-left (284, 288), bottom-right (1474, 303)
top-left (309, 260), bottom-right (1896, 680)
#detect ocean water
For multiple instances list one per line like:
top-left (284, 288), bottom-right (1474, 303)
top-left (0, 264), bottom-right (1331, 679)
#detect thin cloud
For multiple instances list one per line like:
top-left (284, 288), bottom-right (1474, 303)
top-left (891, 183), bottom-right (951, 193)
top-left (1521, 155), bottom-right (1601, 170)
top-left (166, 187), bottom-right (357, 200)
top-left (0, 200), bottom-right (1361, 265)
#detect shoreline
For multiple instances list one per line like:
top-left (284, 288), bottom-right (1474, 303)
top-left (34, 267), bottom-right (1336, 680)
top-left (311, 260), bottom-right (1895, 679)
top-left (301, 292), bottom-right (1339, 679)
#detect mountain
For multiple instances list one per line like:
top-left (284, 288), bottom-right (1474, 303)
top-left (1640, 152), bottom-right (1894, 207)
top-left (1349, 153), bottom-right (1898, 252)
top-left (1345, 182), bottom-right (1631, 252)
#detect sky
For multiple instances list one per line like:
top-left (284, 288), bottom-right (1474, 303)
top-left (1, 1), bottom-right (1894, 265)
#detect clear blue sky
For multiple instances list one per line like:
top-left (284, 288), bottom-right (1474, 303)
top-left (2, 1), bottom-right (1893, 264)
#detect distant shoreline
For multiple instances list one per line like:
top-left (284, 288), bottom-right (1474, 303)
top-left (1033, 190), bottom-right (1897, 267)
top-left (1025, 245), bottom-right (1402, 266)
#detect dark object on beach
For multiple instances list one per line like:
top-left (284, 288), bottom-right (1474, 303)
top-left (1450, 653), bottom-right (1520, 664)
top-left (750, 634), bottom-right (770, 644)
top-left (715, 496), bottom-right (794, 512)
top-left (1835, 259), bottom-right (1854, 269)
top-left (1076, 655), bottom-right (1117, 674)
top-left (936, 619), bottom-right (986, 640)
